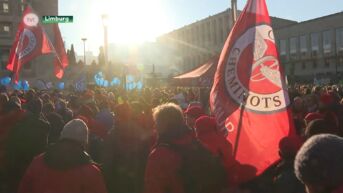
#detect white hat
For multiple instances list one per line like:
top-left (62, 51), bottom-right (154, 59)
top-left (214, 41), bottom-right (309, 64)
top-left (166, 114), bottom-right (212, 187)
top-left (60, 119), bottom-right (88, 145)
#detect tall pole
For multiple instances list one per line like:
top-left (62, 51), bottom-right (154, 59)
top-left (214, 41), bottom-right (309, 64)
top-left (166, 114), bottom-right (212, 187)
top-left (231, 0), bottom-right (238, 24)
top-left (81, 38), bottom-right (87, 65)
top-left (102, 14), bottom-right (109, 68)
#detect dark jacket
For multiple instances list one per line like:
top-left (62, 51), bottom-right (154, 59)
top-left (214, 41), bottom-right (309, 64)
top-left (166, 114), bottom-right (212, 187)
top-left (4, 112), bottom-right (50, 192)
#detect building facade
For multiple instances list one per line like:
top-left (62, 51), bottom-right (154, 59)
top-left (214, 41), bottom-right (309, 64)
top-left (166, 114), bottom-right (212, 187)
top-left (158, 9), bottom-right (343, 82)
top-left (157, 9), bottom-right (297, 74)
top-left (0, 0), bottom-right (58, 81)
top-left (274, 12), bottom-right (343, 82)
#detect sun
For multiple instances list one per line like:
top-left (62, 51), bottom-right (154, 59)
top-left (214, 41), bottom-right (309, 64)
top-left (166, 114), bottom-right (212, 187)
top-left (91, 0), bottom-right (170, 44)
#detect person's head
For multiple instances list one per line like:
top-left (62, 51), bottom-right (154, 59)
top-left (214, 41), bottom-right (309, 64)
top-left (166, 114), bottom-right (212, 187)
top-left (184, 106), bottom-right (205, 128)
top-left (319, 93), bottom-right (335, 112)
top-left (304, 119), bottom-right (333, 139)
top-left (0, 93), bottom-right (9, 110)
top-left (295, 134), bottom-right (343, 193)
top-left (194, 116), bottom-right (217, 136)
top-left (46, 112), bottom-right (65, 143)
top-left (304, 113), bottom-right (324, 126)
top-left (60, 119), bottom-right (88, 148)
top-left (278, 136), bottom-right (302, 160)
top-left (153, 103), bottom-right (187, 142)
top-left (27, 97), bottom-right (43, 115)
top-left (42, 102), bottom-right (55, 116)
top-left (293, 97), bottom-right (305, 111)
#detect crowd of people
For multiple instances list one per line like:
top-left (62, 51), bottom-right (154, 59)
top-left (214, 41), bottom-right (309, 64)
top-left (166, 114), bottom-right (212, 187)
top-left (0, 84), bottom-right (342, 193)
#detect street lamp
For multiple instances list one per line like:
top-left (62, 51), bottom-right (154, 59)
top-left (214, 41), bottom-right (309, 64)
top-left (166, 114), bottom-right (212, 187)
top-left (231, 0), bottom-right (237, 24)
top-left (102, 14), bottom-right (109, 67)
top-left (81, 38), bottom-right (87, 65)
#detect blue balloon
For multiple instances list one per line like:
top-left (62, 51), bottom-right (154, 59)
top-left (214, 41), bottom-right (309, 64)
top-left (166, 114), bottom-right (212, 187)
top-left (127, 75), bottom-right (134, 82)
top-left (57, 82), bottom-right (65, 90)
top-left (103, 80), bottom-right (109, 87)
top-left (1, 77), bottom-right (11, 86)
top-left (136, 81), bottom-right (143, 90)
top-left (22, 80), bottom-right (30, 91)
top-left (111, 77), bottom-right (121, 86)
top-left (13, 81), bottom-right (22, 90)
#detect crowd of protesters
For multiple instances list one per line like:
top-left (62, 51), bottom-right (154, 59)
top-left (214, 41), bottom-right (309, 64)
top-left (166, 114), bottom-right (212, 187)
top-left (0, 84), bottom-right (342, 193)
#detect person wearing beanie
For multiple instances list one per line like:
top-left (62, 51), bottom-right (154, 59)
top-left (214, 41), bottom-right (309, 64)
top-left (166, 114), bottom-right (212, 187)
top-left (194, 116), bottom-right (235, 180)
top-left (273, 137), bottom-right (305, 193)
top-left (194, 116), bottom-right (256, 187)
top-left (184, 106), bottom-right (205, 132)
top-left (304, 119), bottom-right (337, 139)
top-left (295, 134), bottom-right (343, 193)
top-left (18, 119), bottom-right (108, 193)
top-left (4, 97), bottom-right (50, 193)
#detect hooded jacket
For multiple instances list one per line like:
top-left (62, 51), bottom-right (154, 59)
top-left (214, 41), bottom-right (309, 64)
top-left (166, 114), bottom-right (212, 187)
top-left (18, 142), bottom-right (108, 193)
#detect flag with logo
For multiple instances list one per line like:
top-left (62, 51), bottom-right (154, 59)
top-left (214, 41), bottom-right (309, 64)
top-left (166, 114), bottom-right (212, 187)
top-left (210, 0), bottom-right (295, 183)
top-left (7, 6), bottom-right (53, 82)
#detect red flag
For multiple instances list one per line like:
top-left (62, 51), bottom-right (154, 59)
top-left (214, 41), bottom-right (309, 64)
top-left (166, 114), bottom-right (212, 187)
top-left (210, 0), bottom-right (295, 183)
top-left (7, 6), bottom-right (53, 82)
top-left (53, 24), bottom-right (68, 79)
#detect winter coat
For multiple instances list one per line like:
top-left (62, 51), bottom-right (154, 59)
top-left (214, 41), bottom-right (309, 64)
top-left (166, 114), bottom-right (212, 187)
top-left (4, 112), bottom-right (50, 192)
top-left (18, 142), bottom-right (108, 193)
top-left (143, 132), bottom-right (194, 193)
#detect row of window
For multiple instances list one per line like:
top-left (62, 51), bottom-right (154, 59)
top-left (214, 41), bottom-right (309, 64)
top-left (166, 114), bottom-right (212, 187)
top-left (0, 1), bottom-right (26, 15)
top-left (279, 28), bottom-right (343, 56)
top-left (175, 16), bottom-right (230, 49)
top-left (287, 58), bottom-right (343, 73)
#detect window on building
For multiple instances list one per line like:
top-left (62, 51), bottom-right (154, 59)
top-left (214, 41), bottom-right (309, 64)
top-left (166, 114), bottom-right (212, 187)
top-left (219, 18), bottom-right (223, 42)
top-left (207, 22), bottom-right (211, 43)
top-left (313, 61), bottom-right (317, 69)
top-left (0, 23), bottom-right (10, 34)
top-left (290, 37), bottom-right (298, 55)
top-left (323, 30), bottom-right (332, 54)
top-left (302, 63), bottom-right (306, 70)
top-left (311, 33), bottom-right (320, 51)
top-left (1, 51), bottom-right (8, 70)
top-left (202, 24), bottom-right (206, 45)
top-left (213, 20), bottom-right (217, 45)
top-left (311, 33), bottom-right (320, 58)
top-left (1, 2), bottom-right (9, 13)
top-left (300, 35), bottom-right (308, 55)
top-left (280, 40), bottom-right (287, 56)
top-left (336, 28), bottom-right (343, 53)
top-left (325, 59), bottom-right (330, 68)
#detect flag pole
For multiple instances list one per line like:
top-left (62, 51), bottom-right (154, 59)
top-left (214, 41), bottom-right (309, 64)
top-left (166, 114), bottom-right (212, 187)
top-left (231, 0), bottom-right (238, 24)
top-left (233, 94), bottom-right (246, 158)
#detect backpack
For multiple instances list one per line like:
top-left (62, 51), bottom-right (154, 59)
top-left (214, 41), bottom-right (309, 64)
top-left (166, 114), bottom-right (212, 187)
top-left (158, 140), bottom-right (228, 193)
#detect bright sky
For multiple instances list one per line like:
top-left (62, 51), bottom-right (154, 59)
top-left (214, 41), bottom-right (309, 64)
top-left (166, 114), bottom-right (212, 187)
top-left (58, 0), bottom-right (343, 55)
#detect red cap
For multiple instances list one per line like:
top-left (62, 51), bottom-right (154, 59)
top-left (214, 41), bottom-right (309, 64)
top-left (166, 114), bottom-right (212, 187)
top-left (184, 106), bottom-right (205, 119)
top-left (320, 93), bottom-right (335, 106)
top-left (279, 136), bottom-right (303, 158)
top-left (305, 112), bottom-right (324, 125)
top-left (195, 116), bottom-right (217, 133)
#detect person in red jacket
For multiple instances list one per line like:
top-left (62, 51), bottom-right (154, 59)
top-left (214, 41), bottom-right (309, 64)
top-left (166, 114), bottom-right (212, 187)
top-left (18, 119), bottom-right (108, 193)
top-left (194, 116), bottom-right (235, 173)
top-left (144, 103), bottom-right (194, 193)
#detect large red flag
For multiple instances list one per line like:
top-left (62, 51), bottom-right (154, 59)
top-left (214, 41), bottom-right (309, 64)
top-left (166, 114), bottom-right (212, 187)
top-left (210, 0), bottom-right (295, 183)
top-left (53, 23), bottom-right (68, 79)
top-left (7, 6), bottom-right (53, 82)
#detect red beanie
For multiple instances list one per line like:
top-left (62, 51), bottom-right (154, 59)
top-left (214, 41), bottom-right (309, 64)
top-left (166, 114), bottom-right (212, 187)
top-left (320, 93), bottom-right (335, 106)
top-left (279, 136), bottom-right (303, 158)
top-left (305, 112), bottom-right (324, 125)
top-left (195, 116), bottom-right (217, 134)
top-left (184, 106), bottom-right (205, 119)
